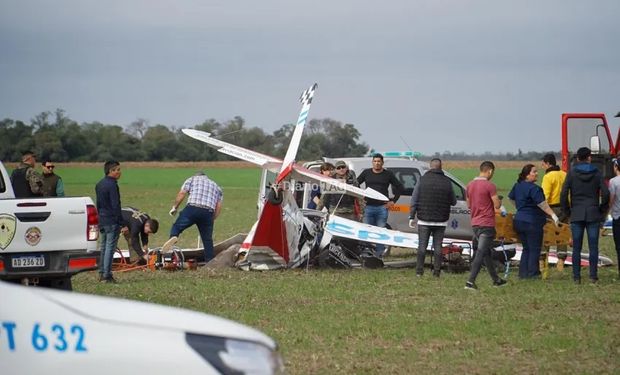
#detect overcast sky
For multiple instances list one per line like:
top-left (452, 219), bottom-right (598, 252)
top-left (1, 0), bottom-right (619, 155)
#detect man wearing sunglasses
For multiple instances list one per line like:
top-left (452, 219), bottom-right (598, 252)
top-left (41, 160), bottom-right (65, 197)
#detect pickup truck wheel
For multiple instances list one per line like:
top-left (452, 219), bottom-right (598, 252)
top-left (46, 277), bottom-right (73, 291)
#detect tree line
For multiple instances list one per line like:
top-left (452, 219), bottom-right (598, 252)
top-left (0, 109), bottom-right (369, 162)
top-left (1, 108), bottom-right (557, 162)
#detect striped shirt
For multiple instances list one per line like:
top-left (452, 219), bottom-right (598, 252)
top-left (182, 175), bottom-right (223, 209)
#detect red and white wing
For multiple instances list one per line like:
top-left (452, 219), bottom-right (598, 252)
top-left (181, 129), bottom-right (282, 173)
top-left (291, 164), bottom-right (388, 202)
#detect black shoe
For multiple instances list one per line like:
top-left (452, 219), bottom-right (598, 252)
top-left (415, 273), bottom-right (423, 278)
top-left (590, 278), bottom-right (599, 284)
top-left (464, 281), bottom-right (478, 290)
top-left (493, 279), bottom-right (507, 287)
top-left (432, 271), bottom-right (440, 278)
top-left (574, 278), bottom-right (581, 285)
top-left (104, 277), bottom-right (117, 284)
top-left (98, 274), bottom-right (104, 282)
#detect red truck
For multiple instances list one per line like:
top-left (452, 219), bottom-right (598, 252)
top-left (561, 112), bottom-right (620, 179)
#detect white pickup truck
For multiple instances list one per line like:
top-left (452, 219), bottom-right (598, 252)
top-left (0, 161), bottom-right (99, 290)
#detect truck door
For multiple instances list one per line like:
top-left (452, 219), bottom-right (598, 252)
top-left (387, 167), bottom-right (421, 232)
top-left (444, 173), bottom-right (472, 240)
top-left (561, 113), bottom-right (614, 180)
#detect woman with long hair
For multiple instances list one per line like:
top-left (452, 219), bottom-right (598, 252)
top-left (508, 164), bottom-right (559, 279)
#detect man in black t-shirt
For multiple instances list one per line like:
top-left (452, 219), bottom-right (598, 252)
top-left (357, 153), bottom-right (403, 257)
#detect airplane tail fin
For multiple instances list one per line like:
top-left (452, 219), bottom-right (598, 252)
top-left (276, 83), bottom-right (318, 183)
top-left (250, 200), bottom-right (289, 263)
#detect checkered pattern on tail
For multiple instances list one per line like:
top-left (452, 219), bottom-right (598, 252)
top-left (299, 83), bottom-right (318, 106)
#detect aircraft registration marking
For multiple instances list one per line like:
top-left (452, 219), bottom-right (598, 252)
top-left (0, 321), bottom-right (88, 352)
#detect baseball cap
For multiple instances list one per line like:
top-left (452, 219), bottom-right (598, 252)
top-left (335, 160), bottom-right (347, 168)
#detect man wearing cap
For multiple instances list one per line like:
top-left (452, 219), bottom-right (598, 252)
top-left (10, 151), bottom-right (44, 198)
top-left (41, 159), bottom-right (65, 197)
top-left (357, 153), bottom-right (403, 257)
top-left (560, 147), bottom-right (609, 284)
top-left (321, 160), bottom-right (362, 221)
top-left (163, 171), bottom-right (223, 262)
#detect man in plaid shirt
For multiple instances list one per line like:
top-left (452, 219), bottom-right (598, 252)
top-left (162, 171), bottom-right (223, 262)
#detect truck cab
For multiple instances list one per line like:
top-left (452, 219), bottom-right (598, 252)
top-left (561, 113), bottom-right (619, 179)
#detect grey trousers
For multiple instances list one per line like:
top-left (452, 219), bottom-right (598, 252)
top-left (416, 225), bottom-right (446, 275)
top-left (467, 226), bottom-right (501, 283)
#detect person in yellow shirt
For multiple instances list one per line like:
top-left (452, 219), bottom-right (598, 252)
top-left (541, 153), bottom-right (568, 272)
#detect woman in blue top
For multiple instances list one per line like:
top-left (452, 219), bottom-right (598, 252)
top-left (508, 164), bottom-right (559, 279)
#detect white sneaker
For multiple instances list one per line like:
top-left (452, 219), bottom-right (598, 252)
top-left (161, 236), bottom-right (178, 253)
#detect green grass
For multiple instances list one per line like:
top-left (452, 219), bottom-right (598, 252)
top-left (41, 164), bottom-right (620, 373)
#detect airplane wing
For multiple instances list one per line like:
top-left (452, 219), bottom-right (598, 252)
top-left (325, 215), bottom-right (419, 249)
top-left (291, 164), bottom-right (389, 202)
top-left (325, 215), bottom-right (472, 250)
top-left (181, 129), bottom-right (282, 172)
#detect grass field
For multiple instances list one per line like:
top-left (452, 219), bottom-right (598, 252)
top-left (33, 162), bottom-right (620, 374)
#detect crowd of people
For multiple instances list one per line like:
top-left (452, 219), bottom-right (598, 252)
top-left (407, 148), bottom-right (611, 290)
top-left (10, 148), bottom-right (616, 285)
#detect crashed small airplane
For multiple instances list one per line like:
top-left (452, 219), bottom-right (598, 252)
top-left (182, 84), bottom-right (434, 270)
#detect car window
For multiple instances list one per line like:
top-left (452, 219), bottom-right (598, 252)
top-left (0, 172), bottom-right (5, 193)
top-left (388, 168), bottom-right (421, 196)
top-left (450, 179), bottom-right (465, 200)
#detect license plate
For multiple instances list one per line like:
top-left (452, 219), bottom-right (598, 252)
top-left (12, 255), bottom-right (45, 268)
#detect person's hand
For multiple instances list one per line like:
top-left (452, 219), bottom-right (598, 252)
top-left (386, 201), bottom-right (395, 209)
top-left (409, 219), bottom-right (416, 228)
top-left (551, 213), bottom-right (560, 227)
top-left (169, 206), bottom-right (177, 216)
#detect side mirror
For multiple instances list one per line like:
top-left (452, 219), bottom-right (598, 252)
top-left (590, 135), bottom-right (601, 154)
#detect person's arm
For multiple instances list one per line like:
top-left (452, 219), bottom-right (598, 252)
top-left (409, 183), bottom-right (420, 219)
top-left (357, 170), bottom-right (366, 187)
top-left (560, 172), bottom-right (571, 216)
top-left (110, 183), bottom-right (122, 225)
top-left (389, 172), bottom-right (403, 203)
top-left (214, 200), bottom-right (222, 219)
top-left (27, 168), bottom-right (44, 195)
top-left (170, 190), bottom-right (187, 215)
top-left (541, 174), bottom-right (552, 202)
top-left (599, 173), bottom-right (610, 215)
top-left (56, 177), bottom-right (65, 197)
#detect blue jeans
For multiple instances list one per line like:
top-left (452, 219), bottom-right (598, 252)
top-left (513, 220), bottom-right (544, 279)
top-left (99, 224), bottom-right (120, 279)
top-left (468, 226), bottom-right (500, 284)
top-left (570, 221), bottom-right (600, 281)
top-left (363, 204), bottom-right (389, 257)
top-left (171, 205), bottom-right (215, 261)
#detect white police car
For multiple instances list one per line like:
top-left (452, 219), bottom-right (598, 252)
top-left (0, 281), bottom-right (284, 374)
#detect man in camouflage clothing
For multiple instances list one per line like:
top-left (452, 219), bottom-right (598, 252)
top-left (320, 160), bottom-right (363, 221)
top-left (10, 151), bottom-right (44, 198)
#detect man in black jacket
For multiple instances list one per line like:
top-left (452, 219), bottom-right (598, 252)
top-left (10, 151), bottom-right (43, 198)
top-left (560, 147), bottom-right (609, 284)
top-left (95, 161), bottom-right (123, 283)
top-left (409, 158), bottom-right (456, 277)
top-left (121, 207), bottom-right (159, 264)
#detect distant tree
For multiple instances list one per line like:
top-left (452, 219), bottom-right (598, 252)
top-left (142, 125), bottom-right (179, 161)
top-left (127, 118), bottom-right (149, 139)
